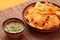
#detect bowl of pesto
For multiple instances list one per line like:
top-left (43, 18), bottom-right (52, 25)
top-left (2, 18), bottom-right (26, 37)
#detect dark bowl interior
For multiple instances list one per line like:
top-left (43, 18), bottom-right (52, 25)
top-left (22, 1), bottom-right (60, 32)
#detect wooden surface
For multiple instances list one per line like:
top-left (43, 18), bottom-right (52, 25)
top-left (0, 0), bottom-right (60, 40)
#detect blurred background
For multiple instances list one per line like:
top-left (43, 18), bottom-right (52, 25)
top-left (0, 0), bottom-right (28, 10)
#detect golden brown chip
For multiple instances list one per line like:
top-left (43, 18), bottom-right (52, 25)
top-left (24, 2), bottom-right (60, 30)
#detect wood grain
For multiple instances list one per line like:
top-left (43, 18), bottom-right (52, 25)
top-left (0, 0), bottom-right (60, 40)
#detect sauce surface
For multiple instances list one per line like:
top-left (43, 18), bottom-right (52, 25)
top-left (4, 22), bottom-right (24, 33)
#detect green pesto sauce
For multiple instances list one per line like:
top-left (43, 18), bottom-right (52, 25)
top-left (4, 22), bottom-right (24, 33)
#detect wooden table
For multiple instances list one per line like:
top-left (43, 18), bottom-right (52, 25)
top-left (0, 0), bottom-right (60, 40)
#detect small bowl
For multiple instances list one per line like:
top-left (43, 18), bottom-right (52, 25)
top-left (22, 1), bottom-right (60, 32)
top-left (2, 18), bottom-right (26, 38)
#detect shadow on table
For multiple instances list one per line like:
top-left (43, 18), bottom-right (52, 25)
top-left (5, 35), bottom-right (27, 40)
top-left (4, 25), bottom-right (60, 40)
top-left (27, 25), bottom-right (60, 40)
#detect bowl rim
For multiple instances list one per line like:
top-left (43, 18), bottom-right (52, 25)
top-left (2, 18), bottom-right (26, 34)
top-left (22, 1), bottom-right (60, 31)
